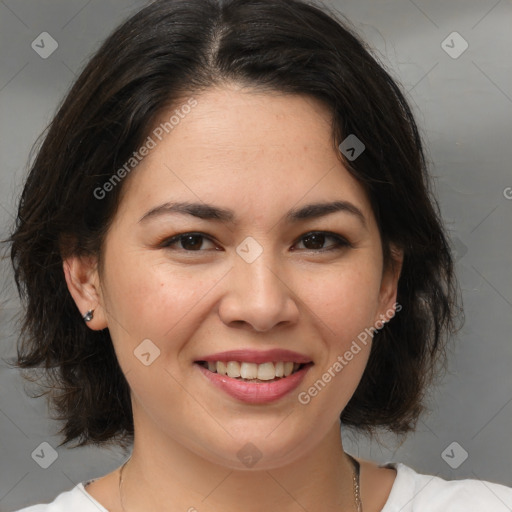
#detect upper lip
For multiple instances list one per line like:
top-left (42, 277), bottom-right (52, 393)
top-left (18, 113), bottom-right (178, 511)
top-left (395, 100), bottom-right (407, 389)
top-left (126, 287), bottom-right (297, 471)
top-left (195, 349), bottom-right (313, 365)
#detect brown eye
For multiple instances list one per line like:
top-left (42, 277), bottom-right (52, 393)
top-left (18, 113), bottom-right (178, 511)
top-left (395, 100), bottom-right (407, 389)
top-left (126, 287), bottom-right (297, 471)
top-left (302, 233), bottom-right (327, 250)
top-left (160, 233), bottom-right (217, 251)
top-left (294, 232), bottom-right (350, 252)
top-left (179, 234), bottom-right (204, 250)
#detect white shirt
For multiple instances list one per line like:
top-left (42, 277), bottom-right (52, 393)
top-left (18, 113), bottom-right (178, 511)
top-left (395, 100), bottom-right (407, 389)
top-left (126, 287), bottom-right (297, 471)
top-left (13, 461), bottom-right (512, 512)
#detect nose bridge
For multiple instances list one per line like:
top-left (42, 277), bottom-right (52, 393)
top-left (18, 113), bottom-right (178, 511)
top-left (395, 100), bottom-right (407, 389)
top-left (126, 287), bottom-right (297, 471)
top-left (239, 248), bottom-right (281, 295)
top-left (219, 240), bottom-right (298, 331)
top-left (238, 243), bottom-right (287, 303)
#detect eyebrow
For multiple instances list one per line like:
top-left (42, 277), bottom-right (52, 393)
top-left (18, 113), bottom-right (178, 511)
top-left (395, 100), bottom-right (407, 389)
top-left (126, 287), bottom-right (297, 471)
top-left (138, 200), bottom-right (366, 228)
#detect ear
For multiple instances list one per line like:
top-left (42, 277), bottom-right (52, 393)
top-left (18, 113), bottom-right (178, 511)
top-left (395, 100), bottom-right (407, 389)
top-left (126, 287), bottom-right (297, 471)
top-left (375, 244), bottom-right (404, 327)
top-left (63, 255), bottom-right (108, 330)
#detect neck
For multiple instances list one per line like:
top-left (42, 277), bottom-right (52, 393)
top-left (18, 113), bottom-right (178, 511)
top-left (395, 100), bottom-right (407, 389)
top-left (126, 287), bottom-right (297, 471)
top-left (119, 415), bottom-right (357, 512)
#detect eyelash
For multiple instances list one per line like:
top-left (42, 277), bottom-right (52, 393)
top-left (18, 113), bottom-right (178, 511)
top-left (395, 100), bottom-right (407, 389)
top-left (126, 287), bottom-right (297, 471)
top-left (158, 231), bottom-right (352, 253)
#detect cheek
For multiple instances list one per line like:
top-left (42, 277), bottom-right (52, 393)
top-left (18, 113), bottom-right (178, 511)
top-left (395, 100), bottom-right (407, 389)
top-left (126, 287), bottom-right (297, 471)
top-left (295, 266), bottom-right (380, 414)
top-left (101, 250), bottom-right (222, 348)
top-left (297, 260), bottom-right (383, 340)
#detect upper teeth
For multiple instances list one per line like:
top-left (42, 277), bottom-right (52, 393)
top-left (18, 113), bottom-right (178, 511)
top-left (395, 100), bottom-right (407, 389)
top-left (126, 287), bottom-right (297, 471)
top-left (206, 361), bottom-right (300, 380)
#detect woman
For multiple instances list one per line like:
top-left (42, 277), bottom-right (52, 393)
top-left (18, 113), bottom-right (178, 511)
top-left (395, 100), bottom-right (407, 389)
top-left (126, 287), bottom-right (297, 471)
top-left (8, 0), bottom-right (512, 510)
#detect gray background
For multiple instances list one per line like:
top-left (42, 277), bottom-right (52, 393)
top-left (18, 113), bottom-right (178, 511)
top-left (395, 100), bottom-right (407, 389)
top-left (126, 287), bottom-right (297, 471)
top-left (1, 0), bottom-right (511, 510)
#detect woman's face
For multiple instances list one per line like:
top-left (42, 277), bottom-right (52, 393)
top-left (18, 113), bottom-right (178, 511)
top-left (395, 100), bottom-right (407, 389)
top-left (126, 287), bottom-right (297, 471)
top-left (82, 84), bottom-right (401, 469)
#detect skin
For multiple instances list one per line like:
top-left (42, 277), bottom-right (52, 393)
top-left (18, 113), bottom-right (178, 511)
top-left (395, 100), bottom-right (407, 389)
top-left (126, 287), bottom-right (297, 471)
top-left (64, 83), bottom-right (403, 512)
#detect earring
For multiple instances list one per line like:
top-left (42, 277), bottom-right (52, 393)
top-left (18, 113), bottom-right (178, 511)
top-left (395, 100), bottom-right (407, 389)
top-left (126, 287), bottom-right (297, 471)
top-left (83, 309), bottom-right (94, 322)
top-left (376, 319), bottom-right (387, 331)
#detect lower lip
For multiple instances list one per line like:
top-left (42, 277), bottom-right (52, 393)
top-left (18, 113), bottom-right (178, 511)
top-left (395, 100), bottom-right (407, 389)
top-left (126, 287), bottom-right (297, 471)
top-left (196, 363), bottom-right (313, 404)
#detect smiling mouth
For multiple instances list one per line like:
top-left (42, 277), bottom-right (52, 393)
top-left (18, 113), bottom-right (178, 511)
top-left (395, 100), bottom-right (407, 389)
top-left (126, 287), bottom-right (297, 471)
top-left (195, 360), bottom-right (309, 382)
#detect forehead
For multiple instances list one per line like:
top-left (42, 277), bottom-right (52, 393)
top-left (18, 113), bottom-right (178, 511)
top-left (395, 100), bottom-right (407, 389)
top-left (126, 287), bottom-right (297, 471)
top-left (117, 84), bottom-right (373, 224)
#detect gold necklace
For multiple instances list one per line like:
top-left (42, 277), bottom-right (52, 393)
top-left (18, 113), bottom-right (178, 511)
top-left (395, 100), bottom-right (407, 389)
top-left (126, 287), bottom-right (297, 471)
top-left (118, 453), bottom-right (362, 511)
top-left (348, 453), bottom-right (363, 512)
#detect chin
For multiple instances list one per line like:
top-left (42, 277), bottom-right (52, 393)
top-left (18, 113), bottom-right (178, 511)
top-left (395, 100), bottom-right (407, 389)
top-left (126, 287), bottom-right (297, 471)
top-left (193, 429), bottom-right (318, 471)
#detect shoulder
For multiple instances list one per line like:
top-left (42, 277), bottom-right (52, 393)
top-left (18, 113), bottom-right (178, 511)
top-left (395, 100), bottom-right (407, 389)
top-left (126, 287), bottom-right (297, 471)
top-left (381, 461), bottom-right (512, 512)
top-left (12, 481), bottom-right (109, 512)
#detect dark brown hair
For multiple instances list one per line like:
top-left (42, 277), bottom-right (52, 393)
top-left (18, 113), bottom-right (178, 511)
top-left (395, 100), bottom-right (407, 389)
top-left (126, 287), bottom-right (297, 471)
top-left (7, 0), bottom-right (462, 450)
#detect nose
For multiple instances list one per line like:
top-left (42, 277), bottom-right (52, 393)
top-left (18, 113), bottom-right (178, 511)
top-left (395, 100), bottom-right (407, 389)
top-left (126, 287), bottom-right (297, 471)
top-left (218, 250), bottom-right (300, 333)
